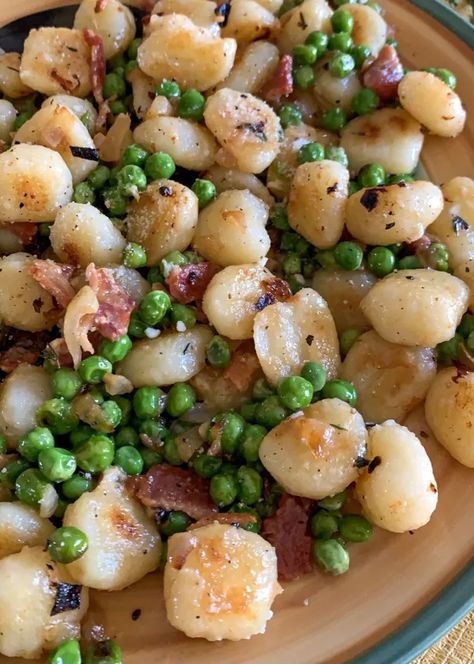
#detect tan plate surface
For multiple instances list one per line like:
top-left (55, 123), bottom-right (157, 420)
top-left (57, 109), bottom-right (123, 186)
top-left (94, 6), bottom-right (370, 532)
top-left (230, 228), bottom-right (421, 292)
top-left (1, 0), bottom-right (474, 662)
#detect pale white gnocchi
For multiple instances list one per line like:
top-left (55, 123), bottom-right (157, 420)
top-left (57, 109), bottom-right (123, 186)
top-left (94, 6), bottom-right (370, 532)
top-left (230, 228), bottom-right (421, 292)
top-left (203, 165), bottom-right (275, 207)
top-left (0, 100), bottom-right (17, 142)
top-left (217, 41), bottom-right (280, 95)
top-left (313, 64), bottom-right (362, 113)
top-left (74, 0), bottom-right (136, 60)
top-left (221, 0), bottom-right (279, 42)
top-left (278, 0), bottom-right (332, 54)
top-left (338, 3), bottom-right (387, 55)
top-left (42, 95), bottom-right (98, 134)
top-left (0, 503), bottom-right (54, 559)
top-left (0, 52), bottom-right (33, 98)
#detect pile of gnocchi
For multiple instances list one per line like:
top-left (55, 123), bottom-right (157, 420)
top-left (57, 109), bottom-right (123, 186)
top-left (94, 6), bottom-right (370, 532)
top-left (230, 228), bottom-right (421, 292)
top-left (0, 0), bottom-right (472, 660)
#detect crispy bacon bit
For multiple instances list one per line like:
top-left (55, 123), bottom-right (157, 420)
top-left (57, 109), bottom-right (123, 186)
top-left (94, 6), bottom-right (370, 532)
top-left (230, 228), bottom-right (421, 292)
top-left (95, 100), bottom-right (111, 136)
top-left (363, 45), bottom-right (404, 102)
top-left (262, 494), bottom-right (313, 581)
top-left (0, 330), bottom-right (50, 373)
top-left (95, 0), bottom-right (108, 11)
top-left (166, 262), bottom-right (220, 304)
top-left (255, 277), bottom-right (292, 311)
top-left (83, 29), bottom-right (106, 110)
top-left (189, 513), bottom-right (257, 530)
top-left (29, 259), bottom-right (76, 308)
top-left (141, 0), bottom-right (156, 11)
top-left (260, 54), bottom-right (293, 104)
top-left (222, 340), bottom-right (262, 392)
top-left (51, 68), bottom-right (80, 93)
top-left (0, 222), bottom-right (37, 245)
top-left (86, 265), bottom-right (135, 340)
top-left (129, 465), bottom-right (218, 520)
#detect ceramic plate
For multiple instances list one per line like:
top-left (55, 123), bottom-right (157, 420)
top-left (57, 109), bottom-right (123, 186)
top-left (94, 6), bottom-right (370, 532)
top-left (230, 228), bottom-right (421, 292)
top-left (0, 1), bottom-right (473, 662)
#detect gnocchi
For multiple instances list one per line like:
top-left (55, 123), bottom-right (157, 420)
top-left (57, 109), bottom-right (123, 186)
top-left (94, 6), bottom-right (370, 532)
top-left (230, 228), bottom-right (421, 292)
top-left (338, 3), bottom-right (387, 56)
top-left (73, 0), bottom-right (136, 60)
top-left (278, 0), bottom-right (332, 54)
top-left (0, 52), bottom-right (32, 98)
top-left (217, 41), bottom-right (280, 95)
top-left (0, 100), bottom-right (16, 142)
top-left (313, 63), bottom-right (362, 113)
top-left (152, 0), bottom-right (220, 33)
top-left (0, 503), bottom-right (54, 559)
top-left (203, 165), bottom-right (275, 207)
top-left (221, 0), bottom-right (279, 42)
top-left (42, 95), bottom-right (98, 134)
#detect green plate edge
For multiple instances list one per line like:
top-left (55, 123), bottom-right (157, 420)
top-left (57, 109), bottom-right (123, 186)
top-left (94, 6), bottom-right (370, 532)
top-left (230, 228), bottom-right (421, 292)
top-left (351, 2), bottom-right (473, 663)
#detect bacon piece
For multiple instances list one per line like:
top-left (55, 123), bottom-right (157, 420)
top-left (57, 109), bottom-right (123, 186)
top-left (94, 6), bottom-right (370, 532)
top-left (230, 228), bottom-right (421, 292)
top-left (255, 277), bottom-right (292, 312)
top-left (166, 262), bottom-right (220, 304)
top-left (51, 68), bottom-right (80, 93)
top-left (83, 29), bottom-right (106, 109)
top-left (222, 340), bottom-right (262, 392)
top-left (86, 264), bottom-right (135, 341)
top-left (129, 464), bottom-right (218, 520)
top-left (0, 330), bottom-right (50, 373)
top-left (363, 45), bottom-right (404, 102)
top-left (95, 0), bottom-right (108, 11)
top-left (260, 54), bottom-right (293, 104)
top-left (29, 259), bottom-right (76, 308)
top-left (0, 222), bottom-right (37, 245)
top-left (189, 513), bottom-right (257, 530)
top-left (262, 494), bottom-right (313, 581)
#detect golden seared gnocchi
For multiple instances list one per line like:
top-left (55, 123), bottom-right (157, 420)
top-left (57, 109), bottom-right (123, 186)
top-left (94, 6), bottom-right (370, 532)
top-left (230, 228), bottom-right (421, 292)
top-left (50, 202), bottom-right (126, 267)
top-left (74, 0), bottom-right (136, 60)
top-left (0, 365), bottom-right (52, 445)
top-left (288, 160), bottom-right (349, 249)
top-left (0, 144), bottom-right (72, 223)
top-left (311, 268), bottom-right (376, 333)
top-left (203, 165), bottom-right (275, 207)
top-left (425, 368), bottom-right (474, 468)
top-left (340, 108), bottom-right (424, 176)
top-left (341, 331), bottom-right (437, 423)
top-left (0, 253), bottom-right (57, 332)
top-left (253, 287), bottom-right (340, 385)
top-left (129, 70), bottom-right (157, 120)
top-left (355, 421), bottom-right (438, 533)
top-left (260, 399), bottom-right (367, 499)
top-left (133, 117), bottom-right (217, 171)
top-left (193, 189), bottom-right (270, 266)
top-left (164, 523), bottom-right (281, 641)
top-left (204, 88), bottom-right (282, 174)
top-left (0, 99), bottom-right (16, 142)
top-left (0, 503), bottom-right (54, 558)
top-left (278, 0), bottom-right (332, 53)
top-left (217, 41), bottom-right (280, 94)
top-left (0, 546), bottom-right (89, 659)
top-left (361, 269), bottom-right (469, 347)
top-left (118, 326), bottom-right (213, 387)
top-left (338, 3), bottom-right (387, 55)
top-left (221, 0), bottom-right (279, 42)
top-left (0, 53), bottom-right (32, 98)
top-left (14, 104), bottom-right (98, 184)
top-left (138, 15), bottom-right (237, 91)
top-left (126, 180), bottom-right (199, 265)
top-left (42, 95), bottom-right (98, 133)
top-left (346, 181), bottom-right (444, 245)
top-left (202, 264), bottom-right (283, 340)
top-left (20, 28), bottom-right (92, 97)
top-left (398, 71), bottom-right (466, 137)
top-left (63, 467), bottom-right (161, 590)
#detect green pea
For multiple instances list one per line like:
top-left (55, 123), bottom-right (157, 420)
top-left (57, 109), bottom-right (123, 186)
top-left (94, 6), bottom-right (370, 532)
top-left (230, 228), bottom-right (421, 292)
top-left (73, 182), bottom-right (95, 205)
top-left (313, 539), bottom-right (350, 575)
top-left (156, 79), bottom-right (181, 99)
top-left (206, 335), bottom-right (231, 369)
top-left (166, 384), bottom-right (196, 418)
top-left (48, 526), bottom-right (88, 564)
top-left (318, 490), bottom-right (347, 511)
top-left (231, 502), bottom-right (262, 533)
top-left (280, 230), bottom-right (298, 251)
top-left (169, 303), bottom-right (196, 330)
top-left (210, 473), bottom-right (238, 507)
top-left (117, 164), bottom-right (147, 196)
top-left (293, 44), bottom-right (318, 66)
top-left (294, 234), bottom-right (311, 255)
top-left (14, 110), bottom-right (34, 130)
top-left (37, 399), bottom-right (79, 435)
top-left (147, 267), bottom-right (163, 284)
top-left (328, 33), bottom-right (353, 53)
top-left (140, 447), bottom-right (163, 469)
top-left (114, 445), bottom-right (144, 476)
top-left (163, 437), bottom-right (182, 465)
top-left (160, 510), bottom-right (191, 537)
top-left (48, 639), bottom-right (81, 664)
top-left (85, 640), bottom-right (122, 664)
top-left (236, 466), bottom-right (263, 505)
top-left (15, 468), bottom-right (51, 506)
top-left (287, 274), bottom-right (305, 294)
top-left (466, 331), bottom-right (474, 355)
top-left (178, 88), bottom-right (205, 121)
top-left (114, 426), bottom-right (139, 449)
top-left (61, 473), bottom-right (93, 500)
top-left (316, 249), bottom-right (337, 269)
top-left (252, 378), bottom-right (274, 401)
top-left (88, 165), bottom-right (111, 190)
top-left (52, 368), bottom-right (83, 401)
top-left (305, 30), bottom-right (328, 57)
top-left (426, 67), bottom-right (457, 89)
top-left (294, 65), bottom-right (315, 90)
top-left (18, 427), bottom-right (55, 462)
top-left (98, 334), bottom-right (132, 364)
top-left (109, 53), bottom-right (127, 71)
top-left (331, 8), bottom-right (354, 33)
top-left (128, 312), bottom-right (147, 338)
top-left (0, 434), bottom-right (6, 455)
top-left (239, 424), bottom-right (267, 464)
top-left (79, 355), bottom-right (113, 384)
top-left (358, 163), bottom-right (385, 188)
top-left (329, 50), bottom-right (355, 78)
top-left (425, 242), bottom-right (449, 272)
top-left (334, 241), bottom-right (364, 270)
top-left (123, 242), bottom-right (147, 269)
top-left (339, 514), bottom-right (373, 542)
top-left (279, 104), bottom-right (303, 129)
top-left (100, 401), bottom-right (122, 431)
top-left (124, 60), bottom-right (138, 78)
top-left (321, 107), bottom-right (348, 131)
top-left (340, 327), bottom-right (362, 355)
top-left (325, 145), bottom-right (348, 167)
top-left (283, 253), bottom-right (302, 275)
top-left (458, 314), bottom-right (474, 338)
top-left (144, 152), bottom-right (176, 180)
top-left (387, 174), bottom-right (415, 185)
top-left (255, 396), bottom-right (289, 429)
top-left (126, 37), bottom-right (142, 59)
top-left (270, 206), bottom-right (290, 230)
top-left (0, 459), bottom-right (31, 489)
top-left (103, 72), bottom-right (126, 99)
top-left (240, 401), bottom-right (258, 423)
top-left (39, 447), bottom-right (77, 482)
top-left (75, 434), bottom-right (114, 473)
top-left (397, 255), bottom-right (422, 270)
top-left (367, 246), bottom-right (396, 276)
top-left (139, 418), bottom-right (167, 441)
top-left (278, 0), bottom-right (303, 15)
top-left (436, 333), bottom-right (462, 364)
top-left (351, 87), bottom-right (380, 115)
top-left (348, 180), bottom-right (361, 196)
top-left (38, 222), bottom-right (52, 237)
top-left (111, 396), bottom-right (131, 426)
top-left (277, 376), bottom-right (314, 411)
top-left (211, 412), bottom-right (245, 455)
top-left (133, 386), bottom-right (165, 419)
top-left (321, 379), bottom-right (357, 406)
top-left (311, 510), bottom-right (340, 539)
top-left (193, 454), bottom-right (222, 478)
top-left (138, 290), bottom-right (171, 326)
top-left (123, 143), bottom-right (149, 167)
top-left (109, 100), bottom-right (128, 115)
top-left (103, 187), bottom-right (129, 216)
top-left (301, 361), bottom-right (327, 392)
top-left (191, 179), bottom-right (217, 208)
top-left (297, 141), bottom-right (325, 164)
